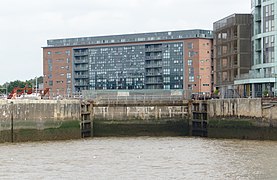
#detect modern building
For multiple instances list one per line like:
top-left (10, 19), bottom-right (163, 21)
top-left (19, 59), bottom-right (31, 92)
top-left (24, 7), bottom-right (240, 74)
top-left (43, 30), bottom-right (213, 98)
top-left (213, 14), bottom-right (252, 98)
top-left (235, 0), bottom-right (277, 97)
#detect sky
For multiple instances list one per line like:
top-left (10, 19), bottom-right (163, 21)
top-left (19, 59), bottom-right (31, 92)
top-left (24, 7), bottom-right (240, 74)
top-left (0, 0), bottom-right (251, 85)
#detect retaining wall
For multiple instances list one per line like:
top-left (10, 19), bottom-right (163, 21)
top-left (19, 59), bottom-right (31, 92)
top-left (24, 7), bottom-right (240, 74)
top-left (0, 99), bottom-right (81, 142)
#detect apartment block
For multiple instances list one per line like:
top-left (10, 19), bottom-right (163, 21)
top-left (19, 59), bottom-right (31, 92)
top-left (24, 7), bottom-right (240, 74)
top-left (213, 14), bottom-right (252, 98)
top-left (43, 30), bottom-right (213, 98)
top-left (235, 0), bottom-right (277, 97)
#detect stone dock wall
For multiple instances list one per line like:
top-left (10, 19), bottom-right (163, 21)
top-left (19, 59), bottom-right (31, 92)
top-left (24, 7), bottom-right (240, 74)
top-left (1, 98), bottom-right (277, 142)
top-left (92, 103), bottom-right (190, 136)
top-left (0, 99), bottom-right (81, 142)
top-left (208, 98), bottom-right (277, 140)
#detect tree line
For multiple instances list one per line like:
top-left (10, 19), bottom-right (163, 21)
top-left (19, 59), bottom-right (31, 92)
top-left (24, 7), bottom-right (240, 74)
top-left (0, 76), bottom-right (43, 95)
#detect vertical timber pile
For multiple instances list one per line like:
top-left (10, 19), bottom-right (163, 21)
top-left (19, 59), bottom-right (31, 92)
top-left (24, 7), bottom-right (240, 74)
top-left (191, 100), bottom-right (208, 137)
top-left (80, 101), bottom-right (93, 138)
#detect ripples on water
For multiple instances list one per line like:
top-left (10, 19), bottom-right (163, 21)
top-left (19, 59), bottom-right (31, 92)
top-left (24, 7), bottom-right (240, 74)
top-left (0, 137), bottom-right (277, 180)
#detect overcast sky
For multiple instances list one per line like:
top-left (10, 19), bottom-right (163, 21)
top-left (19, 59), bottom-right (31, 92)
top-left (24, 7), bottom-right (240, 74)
top-left (0, 0), bottom-right (250, 84)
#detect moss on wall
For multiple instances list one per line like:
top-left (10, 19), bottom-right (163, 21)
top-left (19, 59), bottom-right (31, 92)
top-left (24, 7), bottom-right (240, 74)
top-left (93, 118), bottom-right (189, 137)
top-left (208, 119), bottom-right (254, 128)
top-left (0, 120), bottom-right (80, 143)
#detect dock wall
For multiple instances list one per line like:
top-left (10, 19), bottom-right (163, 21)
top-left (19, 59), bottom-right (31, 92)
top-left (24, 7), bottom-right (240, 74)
top-left (1, 98), bottom-right (277, 142)
top-left (207, 98), bottom-right (277, 140)
top-left (0, 100), bottom-right (81, 142)
top-left (92, 104), bottom-right (190, 136)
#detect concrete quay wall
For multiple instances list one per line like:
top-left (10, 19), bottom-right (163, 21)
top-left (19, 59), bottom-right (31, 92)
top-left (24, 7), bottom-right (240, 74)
top-left (208, 98), bottom-right (263, 118)
top-left (0, 99), bottom-right (81, 142)
top-left (92, 104), bottom-right (190, 136)
top-left (207, 98), bottom-right (277, 140)
top-left (93, 105), bottom-right (188, 120)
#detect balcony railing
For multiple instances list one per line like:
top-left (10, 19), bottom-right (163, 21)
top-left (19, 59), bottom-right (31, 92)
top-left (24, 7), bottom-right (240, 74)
top-left (145, 64), bottom-right (163, 68)
top-left (75, 59), bottom-right (89, 64)
top-left (145, 81), bottom-right (163, 84)
top-left (235, 73), bottom-right (276, 80)
top-left (145, 47), bottom-right (163, 52)
top-left (75, 74), bottom-right (89, 79)
top-left (75, 82), bottom-right (89, 87)
top-left (145, 72), bottom-right (163, 76)
top-left (145, 56), bottom-right (162, 60)
top-left (75, 67), bottom-right (89, 71)
top-left (74, 51), bottom-right (88, 56)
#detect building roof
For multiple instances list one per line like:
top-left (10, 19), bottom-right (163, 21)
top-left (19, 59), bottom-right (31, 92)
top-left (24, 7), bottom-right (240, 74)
top-left (45, 29), bottom-right (213, 48)
top-left (213, 14), bottom-right (252, 31)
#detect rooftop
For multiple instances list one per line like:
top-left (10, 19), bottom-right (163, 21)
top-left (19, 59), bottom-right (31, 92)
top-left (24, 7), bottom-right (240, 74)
top-left (213, 14), bottom-right (252, 31)
top-left (46, 29), bottom-right (213, 48)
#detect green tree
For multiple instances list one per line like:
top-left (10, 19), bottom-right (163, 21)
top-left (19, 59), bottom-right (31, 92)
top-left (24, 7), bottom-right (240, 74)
top-left (1, 76), bottom-right (43, 95)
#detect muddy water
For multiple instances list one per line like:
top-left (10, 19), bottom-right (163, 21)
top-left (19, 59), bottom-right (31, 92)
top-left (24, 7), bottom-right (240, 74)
top-left (0, 137), bottom-right (277, 179)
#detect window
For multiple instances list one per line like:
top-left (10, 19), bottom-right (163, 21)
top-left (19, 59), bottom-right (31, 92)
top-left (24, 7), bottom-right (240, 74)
top-left (189, 76), bottom-right (194, 82)
top-left (55, 51), bottom-right (62, 54)
top-left (188, 59), bottom-right (192, 66)
top-left (187, 42), bottom-right (193, 49)
top-left (222, 58), bottom-right (228, 67)
top-left (49, 81), bottom-right (53, 86)
top-left (163, 69), bottom-right (170, 75)
top-left (163, 77), bottom-right (170, 83)
top-left (164, 85), bottom-right (170, 89)
top-left (47, 51), bottom-right (51, 55)
top-left (65, 50), bottom-right (70, 55)
top-left (189, 51), bottom-right (194, 57)
top-left (56, 81), bottom-right (63, 84)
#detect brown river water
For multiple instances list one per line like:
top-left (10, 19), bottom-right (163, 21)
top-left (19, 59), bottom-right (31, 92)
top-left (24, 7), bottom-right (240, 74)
top-left (0, 137), bottom-right (277, 179)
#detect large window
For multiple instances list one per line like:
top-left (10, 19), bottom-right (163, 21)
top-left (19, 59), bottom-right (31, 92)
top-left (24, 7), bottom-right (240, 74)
top-left (263, 35), bottom-right (275, 63)
top-left (263, 4), bottom-right (275, 33)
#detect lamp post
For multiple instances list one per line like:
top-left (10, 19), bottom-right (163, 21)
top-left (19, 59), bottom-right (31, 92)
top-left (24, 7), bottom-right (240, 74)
top-left (10, 101), bottom-right (14, 143)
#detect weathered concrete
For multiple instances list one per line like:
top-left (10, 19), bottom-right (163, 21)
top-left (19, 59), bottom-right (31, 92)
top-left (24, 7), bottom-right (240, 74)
top-left (209, 98), bottom-right (262, 118)
top-left (0, 99), bottom-right (81, 142)
top-left (92, 104), bottom-right (189, 136)
top-left (207, 98), bottom-right (277, 140)
top-left (92, 105), bottom-right (188, 120)
top-left (1, 98), bottom-right (277, 142)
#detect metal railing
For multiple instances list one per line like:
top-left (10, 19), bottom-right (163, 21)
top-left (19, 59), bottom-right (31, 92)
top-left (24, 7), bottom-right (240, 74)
top-left (75, 67), bottom-right (89, 71)
top-left (145, 47), bottom-right (163, 52)
top-left (145, 64), bottom-right (163, 68)
top-left (75, 74), bottom-right (89, 79)
top-left (145, 56), bottom-right (162, 60)
top-left (236, 73), bottom-right (276, 80)
top-left (74, 52), bottom-right (89, 56)
top-left (75, 59), bottom-right (89, 64)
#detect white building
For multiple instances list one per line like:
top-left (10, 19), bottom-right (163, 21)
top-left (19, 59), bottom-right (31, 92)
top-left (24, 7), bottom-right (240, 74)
top-left (235, 0), bottom-right (277, 97)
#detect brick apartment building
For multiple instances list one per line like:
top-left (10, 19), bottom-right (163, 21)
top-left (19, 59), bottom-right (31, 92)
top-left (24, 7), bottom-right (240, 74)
top-left (43, 29), bottom-right (213, 98)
